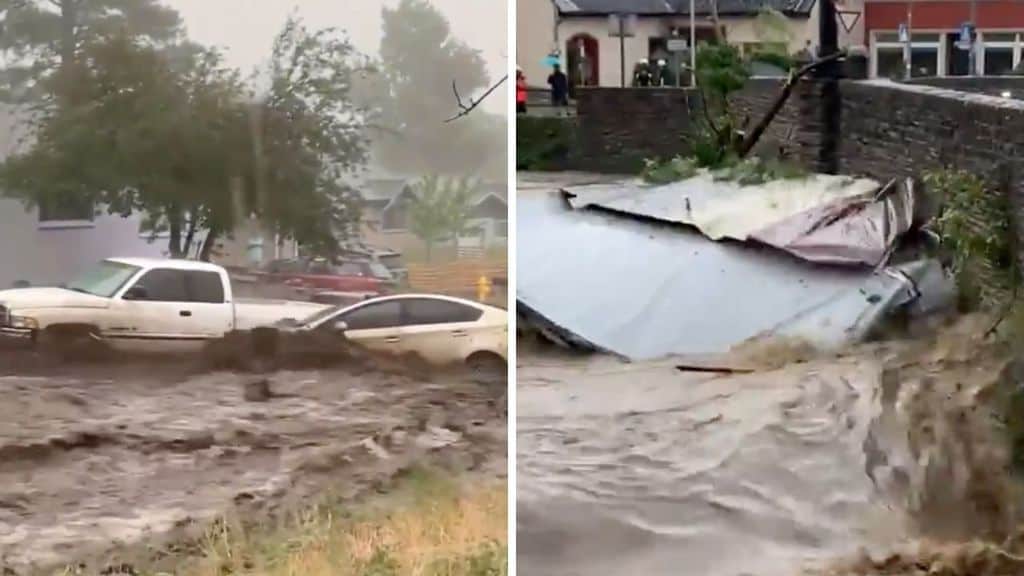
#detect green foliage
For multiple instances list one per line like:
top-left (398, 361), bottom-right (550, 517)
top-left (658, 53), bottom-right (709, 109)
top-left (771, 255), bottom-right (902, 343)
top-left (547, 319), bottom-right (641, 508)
top-left (711, 156), bottom-right (809, 185)
top-left (0, 0), bottom-right (182, 100)
top-left (408, 175), bottom-right (477, 260)
top-left (748, 50), bottom-right (795, 72)
top-left (641, 155), bottom-right (807, 186)
top-left (1, 16), bottom-right (371, 259)
top-left (372, 0), bottom-right (505, 178)
top-left (695, 43), bottom-right (749, 113)
top-left (752, 7), bottom-right (794, 46)
top-left (924, 168), bottom-right (1018, 310)
top-left (516, 116), bottom-right (573, 171)
top-left (641, 156), bottom-right (698, 184)
top-left (360, 548), bottom-right (401, 576)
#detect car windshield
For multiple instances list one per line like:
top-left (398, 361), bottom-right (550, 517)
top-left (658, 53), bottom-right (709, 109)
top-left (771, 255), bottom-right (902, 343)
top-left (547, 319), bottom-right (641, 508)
top-left (66, 260), bottom-right (141, 298)
top-left (369, 261), bottom-right (393, 280)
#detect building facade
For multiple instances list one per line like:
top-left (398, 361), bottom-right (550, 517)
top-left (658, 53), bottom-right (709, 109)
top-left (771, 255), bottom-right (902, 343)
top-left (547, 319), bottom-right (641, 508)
top-left (864, 1), bottom-right (1024, 79)
top-left (517, 0), bottom-right (867, 89)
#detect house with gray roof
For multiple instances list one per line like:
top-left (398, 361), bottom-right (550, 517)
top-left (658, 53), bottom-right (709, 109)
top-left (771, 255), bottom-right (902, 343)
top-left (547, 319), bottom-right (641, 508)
top-left (517, 0), bottom-right (864, 89)
top-left (357, 177), bottom-right (508, 258)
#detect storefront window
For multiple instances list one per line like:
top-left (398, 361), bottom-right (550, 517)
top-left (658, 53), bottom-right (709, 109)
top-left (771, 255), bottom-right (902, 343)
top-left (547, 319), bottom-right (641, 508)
top-left (876, 47), bottom-right (904, 79)
top-left (982, 32), bottom-right (1020, 76)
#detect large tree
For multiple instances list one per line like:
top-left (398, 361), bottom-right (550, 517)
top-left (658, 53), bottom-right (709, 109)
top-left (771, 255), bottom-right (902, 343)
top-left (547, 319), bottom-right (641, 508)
top-left (1, 16), bottom-right (372, 259)
top-left (0, 0), bottom-right (182, 99)
top-left (373, 0), bottom-right (505, 178)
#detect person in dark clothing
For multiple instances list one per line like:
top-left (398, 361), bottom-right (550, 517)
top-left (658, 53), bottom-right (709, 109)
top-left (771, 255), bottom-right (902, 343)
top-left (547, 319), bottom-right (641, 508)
top-left (548, 64), bottom-right (569, 107)
top-left (632, 58), bottom-right (652, 87)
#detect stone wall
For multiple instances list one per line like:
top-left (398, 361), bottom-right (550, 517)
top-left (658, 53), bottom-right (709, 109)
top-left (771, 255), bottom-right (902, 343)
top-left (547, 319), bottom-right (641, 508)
top-left (572, 88), bottom-right (700, 174)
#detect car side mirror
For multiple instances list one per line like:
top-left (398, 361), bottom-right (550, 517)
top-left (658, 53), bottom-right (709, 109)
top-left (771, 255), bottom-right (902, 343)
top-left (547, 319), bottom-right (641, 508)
top-left (333, 320), bottom-right (349, 332)
top-left (123, 286), bottom-right (148, 300)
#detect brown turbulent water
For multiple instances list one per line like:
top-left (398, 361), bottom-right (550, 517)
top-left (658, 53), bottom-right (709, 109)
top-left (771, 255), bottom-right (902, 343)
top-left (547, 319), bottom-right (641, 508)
top-left (0, 354), bottom-right (506, 575)
top-left (517, 318), bottom-right (1022, 576)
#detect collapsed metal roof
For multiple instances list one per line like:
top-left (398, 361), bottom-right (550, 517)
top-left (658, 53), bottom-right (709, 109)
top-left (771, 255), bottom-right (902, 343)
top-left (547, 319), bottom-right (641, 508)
top-left (518, 189), bottom-right (952, 361)
top-left (562, 173), bottom-right (917, 268)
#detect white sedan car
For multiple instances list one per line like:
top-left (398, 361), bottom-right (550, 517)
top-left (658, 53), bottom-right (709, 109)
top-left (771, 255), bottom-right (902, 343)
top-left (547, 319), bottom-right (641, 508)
top-left (284, 293), bottom-right (508, 376)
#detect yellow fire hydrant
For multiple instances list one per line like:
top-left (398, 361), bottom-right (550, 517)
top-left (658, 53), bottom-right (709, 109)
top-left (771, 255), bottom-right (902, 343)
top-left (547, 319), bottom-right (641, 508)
top-left (476, 275), bottom-right (492, 303)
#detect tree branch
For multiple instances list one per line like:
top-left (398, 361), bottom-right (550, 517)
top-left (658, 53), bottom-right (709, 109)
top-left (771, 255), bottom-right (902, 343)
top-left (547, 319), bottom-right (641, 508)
top-left (736, 50), bottom-right (846, 158)
top-left (445, 74), bottom-right (507, 123)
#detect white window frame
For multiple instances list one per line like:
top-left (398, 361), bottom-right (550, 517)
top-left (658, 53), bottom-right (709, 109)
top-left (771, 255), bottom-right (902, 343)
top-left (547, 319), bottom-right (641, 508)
top-left (978, 31), bottom-right (1023, 76)
top-left (871, 30), bottom-right (942, 79)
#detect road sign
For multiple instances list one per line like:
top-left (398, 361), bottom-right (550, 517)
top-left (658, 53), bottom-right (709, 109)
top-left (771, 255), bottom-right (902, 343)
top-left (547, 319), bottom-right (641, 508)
top-left (667, 38), bottom-right (688, 52)
top-left (898, 23), bottom-right (908, 43)
top-left (836, 10), bottom-right (861, 34)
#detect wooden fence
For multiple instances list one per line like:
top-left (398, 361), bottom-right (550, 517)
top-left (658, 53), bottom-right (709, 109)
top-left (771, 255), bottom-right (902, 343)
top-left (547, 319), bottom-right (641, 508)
top-left (407, 258), bottom-right (507, 302)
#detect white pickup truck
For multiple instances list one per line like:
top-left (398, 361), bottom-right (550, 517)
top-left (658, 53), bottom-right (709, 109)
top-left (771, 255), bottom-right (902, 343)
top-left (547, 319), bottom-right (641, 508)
top-left (0, 257), bottom-right (329, 353)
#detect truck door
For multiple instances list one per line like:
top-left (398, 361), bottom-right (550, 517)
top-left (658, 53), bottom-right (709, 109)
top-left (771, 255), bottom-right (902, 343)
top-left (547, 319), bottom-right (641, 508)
top-left (182, 270), bottom-right (234, 338)
top-left (107, 268), bottom-right (199, 352)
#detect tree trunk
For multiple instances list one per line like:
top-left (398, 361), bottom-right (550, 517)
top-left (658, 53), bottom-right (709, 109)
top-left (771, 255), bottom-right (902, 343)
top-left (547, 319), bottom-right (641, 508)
top-left (710, 0), bottom-right (725, 43)
top-left (198, 228), bottom-right (219, 262)
top-left (183, 210), bottom-right (199, 258)
top-left (167, 207), bottom-right (183, 258)
top-left (736, 51), bottom-right (845, 158)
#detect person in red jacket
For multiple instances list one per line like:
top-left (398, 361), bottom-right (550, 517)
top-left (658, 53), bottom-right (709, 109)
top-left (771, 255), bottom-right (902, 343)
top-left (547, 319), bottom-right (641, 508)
top-left (516, 67), bottom-right (528, 114)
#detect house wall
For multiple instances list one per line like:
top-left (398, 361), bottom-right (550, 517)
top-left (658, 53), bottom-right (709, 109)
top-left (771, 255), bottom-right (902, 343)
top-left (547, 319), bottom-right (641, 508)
top-left (516, 0), bottom-right (866, 88)
top-left (518, 0), bottom-right (559, 86)
top-left (0, 198), bottom-right (166, 289)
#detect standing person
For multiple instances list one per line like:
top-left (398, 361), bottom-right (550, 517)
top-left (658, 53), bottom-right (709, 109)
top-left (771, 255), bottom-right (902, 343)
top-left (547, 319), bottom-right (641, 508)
top-left (516, 67), bottom-right (528, 114)
top-left (548, 63), bottom-right (569, 109)
top-left (632, 58), bottom-right (652, 87)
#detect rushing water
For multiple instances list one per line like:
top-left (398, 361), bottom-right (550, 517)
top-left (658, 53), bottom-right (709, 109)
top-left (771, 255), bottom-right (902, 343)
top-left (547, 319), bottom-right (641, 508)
top-left (516, 342), bottom-right (1011, 576)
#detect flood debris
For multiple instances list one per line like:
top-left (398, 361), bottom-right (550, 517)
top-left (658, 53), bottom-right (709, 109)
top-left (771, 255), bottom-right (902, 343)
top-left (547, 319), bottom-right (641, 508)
top-left (518, 179), bottom-right (954, 361)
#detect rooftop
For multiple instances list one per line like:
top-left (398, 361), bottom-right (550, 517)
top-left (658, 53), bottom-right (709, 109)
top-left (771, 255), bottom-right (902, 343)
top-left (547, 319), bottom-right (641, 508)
top-left (556, 0), bottom-right (816, 17)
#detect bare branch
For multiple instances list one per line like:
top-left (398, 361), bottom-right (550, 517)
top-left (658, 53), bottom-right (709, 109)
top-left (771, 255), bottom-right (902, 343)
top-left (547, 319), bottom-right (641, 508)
top-left (445, 74), bottom-right (508, 123)
top-left (736, 50), bottom-right (846, 158)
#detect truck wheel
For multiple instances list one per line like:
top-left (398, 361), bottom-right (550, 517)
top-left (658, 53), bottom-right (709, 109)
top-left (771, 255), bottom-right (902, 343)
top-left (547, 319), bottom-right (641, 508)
top-left (38, 325), bottom-right (103, 364)
top-left (466, 352), bottom-right (507, 388)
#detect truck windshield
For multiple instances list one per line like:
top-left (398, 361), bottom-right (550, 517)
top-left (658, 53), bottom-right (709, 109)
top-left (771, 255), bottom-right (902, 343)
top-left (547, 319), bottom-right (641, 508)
top-left (66, 260), bottom-right (141, 298)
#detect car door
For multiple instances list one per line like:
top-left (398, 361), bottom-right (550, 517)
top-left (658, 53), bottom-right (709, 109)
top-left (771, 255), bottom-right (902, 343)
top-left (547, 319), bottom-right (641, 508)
top-left (399, 298), bottom-right (485, 365)
top-left (334, 299), bottom-right (405, 355)
top-left (182, 270), bottom-right (234, 338)
top-left (106, 268), bottom-right (197, 352)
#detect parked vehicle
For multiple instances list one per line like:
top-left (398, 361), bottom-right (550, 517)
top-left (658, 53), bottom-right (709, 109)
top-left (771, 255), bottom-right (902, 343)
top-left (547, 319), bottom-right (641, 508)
top-left (262, 257), bottom-right (388, 293)
top-left (276, 293), bottom-right (507, 378)
top-left (338, 243), bottom-right (408, 285)
top-left (0, 257), bottom-right (329, 354)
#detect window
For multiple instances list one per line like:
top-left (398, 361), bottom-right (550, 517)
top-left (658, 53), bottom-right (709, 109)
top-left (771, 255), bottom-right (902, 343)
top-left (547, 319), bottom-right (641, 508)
top-left (38, 195), bottom-right (94, 225)
top-left (982, 32), bottom-right (1021, 76)
top-left (185, 271), bottom-right (225, 303)
top-left (872, 31), bottom-right (939, 79)
top-left (129, 269), bottom-right (189, 302)
top-left (876, 47), bottom-right (905, 79)
top-left (404, 298), bottom-right (483, 325)
top-left (66, 260), bottom-right (141, 298)
top-left (336, 262), bottom-right (368, 276)
top-left (339, 301), bottom-right (403, 330)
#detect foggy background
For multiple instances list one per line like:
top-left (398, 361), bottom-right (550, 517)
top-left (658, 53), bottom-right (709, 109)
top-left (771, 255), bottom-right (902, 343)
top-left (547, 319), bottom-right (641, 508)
top-left (169, 0), bottom-right (508, 115)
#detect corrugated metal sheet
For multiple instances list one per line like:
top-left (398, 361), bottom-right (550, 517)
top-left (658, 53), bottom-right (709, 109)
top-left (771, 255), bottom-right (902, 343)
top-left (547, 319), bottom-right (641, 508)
top-left (518, 193), bottom-right (953, 361)
top-left (562, 174), bottom-right (916, 267)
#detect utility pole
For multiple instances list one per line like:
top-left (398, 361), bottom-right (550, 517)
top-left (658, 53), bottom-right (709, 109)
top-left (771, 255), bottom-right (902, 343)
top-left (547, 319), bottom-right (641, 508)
top-left (968, 0), bottom-right (978, 75)
top-left (689, 0), bottom-right (696, 87)
top-left (619, 16), bottom-right (626, 87)
top-left (904, 2), bottom-right (913, 80)
top-left (817, 0), bottom-right (840, 174)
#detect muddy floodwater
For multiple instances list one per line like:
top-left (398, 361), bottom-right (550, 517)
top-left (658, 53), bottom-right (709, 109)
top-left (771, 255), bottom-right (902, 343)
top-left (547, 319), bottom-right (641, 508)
top-left (0, 355), bottom-right (505, 573)
top-left (517, 327), bottom-right (1018, 576)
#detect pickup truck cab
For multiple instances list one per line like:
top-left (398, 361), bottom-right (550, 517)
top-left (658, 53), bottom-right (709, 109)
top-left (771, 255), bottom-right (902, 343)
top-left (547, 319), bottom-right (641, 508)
top-left (0, 257), bottom-right (328, 353)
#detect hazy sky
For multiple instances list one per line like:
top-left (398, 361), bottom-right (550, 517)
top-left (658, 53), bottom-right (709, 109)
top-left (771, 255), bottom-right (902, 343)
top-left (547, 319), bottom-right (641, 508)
top-left (166, 0), bottom-right (508, 114)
